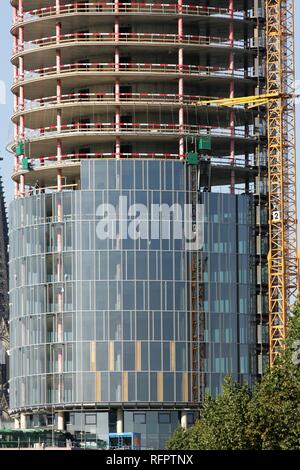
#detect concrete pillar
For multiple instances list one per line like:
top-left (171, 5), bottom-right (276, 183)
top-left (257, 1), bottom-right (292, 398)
top-left (181, 411), bottom-right (188, 430)
top-left (56, 0), bottom-right (61, 14)
top-left (20, 413), bottom-right (27, 429)
top-left (20, 174), bottom-right (25, 196)
top-left (57, 411), bottom-right (65, 431)
top-left (178, 0), bottom-right (184, 160)
top-left (229, 0), bottom-right (235, 193)
top-left (14, 417), bottom-right (20, 429)
top-left (114, 5), bottom-right (120, 159)
top-left (116, 408), bottom-right (124, 434)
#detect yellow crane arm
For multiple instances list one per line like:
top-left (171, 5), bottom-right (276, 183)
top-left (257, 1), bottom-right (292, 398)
top-left (196, 92), bottom-right (297, 109)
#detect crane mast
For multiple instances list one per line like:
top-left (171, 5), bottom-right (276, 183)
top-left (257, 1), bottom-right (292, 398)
top-left (196, 1), bottom-right (298, 369)
top-left (266, 0), bottom-right (298, 365)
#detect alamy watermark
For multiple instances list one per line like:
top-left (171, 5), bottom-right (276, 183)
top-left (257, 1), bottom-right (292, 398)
top-left (95, 196), bottom-right (204, 251)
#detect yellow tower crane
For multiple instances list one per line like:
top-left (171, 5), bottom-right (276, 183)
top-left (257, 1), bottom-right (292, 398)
top-left (196, 0), bottom-right (298, 367)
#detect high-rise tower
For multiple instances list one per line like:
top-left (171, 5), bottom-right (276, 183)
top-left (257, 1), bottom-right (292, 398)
top-left (9, 1), bottom-right (268, 448)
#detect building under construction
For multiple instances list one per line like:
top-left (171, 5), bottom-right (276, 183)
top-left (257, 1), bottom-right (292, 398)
top-left (8, 0), bottom-right (297, 449)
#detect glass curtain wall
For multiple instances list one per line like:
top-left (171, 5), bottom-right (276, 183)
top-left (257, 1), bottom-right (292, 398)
top-left (9, 160), bottom-right (257, 445)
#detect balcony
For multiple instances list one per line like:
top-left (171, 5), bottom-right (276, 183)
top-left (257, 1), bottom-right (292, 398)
top-left (13, 2), bottom-right (245, 26)
top-left (13, 32), bottom-right (247, 57)
top-left (21, 122), bottom-right (252, 140)
top-left (13, 62), bottom-right (247, 87)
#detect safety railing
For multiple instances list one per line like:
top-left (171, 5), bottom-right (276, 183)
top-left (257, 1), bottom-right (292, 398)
top-left (13, 2), bottom-right (245, 25)
top-left (14, 62), bottom-right (246, 84)
top-left (14, 32), bottom-right (246, 54)
top-left (18, 183), bottom-right (79, 198)
top-left (16, 92), bottom-right (219, 112)
top-left (21, 122), bottom-right (251, 139)
top-left (14, 152), bottom-right (179, 172)
top-left (14, 152), bottom-right (255, 173)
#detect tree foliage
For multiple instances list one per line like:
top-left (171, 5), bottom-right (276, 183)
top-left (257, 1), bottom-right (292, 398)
top-left (165, 426), bottom-right (190, 450)
top-left (166, 299), bottom-right (300, 450)
top-left (247, 299), bottom-right (300, 450)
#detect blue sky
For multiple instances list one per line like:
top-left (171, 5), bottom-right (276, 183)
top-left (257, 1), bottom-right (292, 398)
top-left (0, 5), bottom-right (300, 210)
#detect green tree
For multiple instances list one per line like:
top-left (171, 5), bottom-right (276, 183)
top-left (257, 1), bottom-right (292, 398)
top-left (166, 299), bottom-right (300, 450)
top-left (247, 300), bottom-right (300, 450)
top-left (189, 379), bottom-right (252, 450)
top-left (166, 379), bottom-right (252, 450)
top-left (165, 426), bottom-right (190, 450)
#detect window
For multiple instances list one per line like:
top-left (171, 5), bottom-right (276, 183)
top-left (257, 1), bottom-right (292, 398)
top-left (137, 311), bottom-right (148, 340)
top-left (133, 413), bottom-right (146, 424)
top-left (150, 342), bottom-right (161, 371)
top-left (120, 85), bottom-right (132, 98)
top-left (123, 342), bottom-right (135, 371)
top-left (158, 413), bottom-right (170, 424)
top-left (120, 25), bottom-right (132, 34)
top-left (65, 413), bottom-right (74, 425)
top-left (96, 342), bottom-right (108, 370)
top-left (137, 373), bottom-right (148, 401)
top-left (187, 413), bottom-right (196, 425)
top-left (85, 414), bottom-right (97, 425)
top-left (78, 88), bottom-right (90, 98)
top-left (121, 115), bottom-right (132, 130)
top-left (120, 55), bottom-right (131, 64)
top-left (47, 414), bottom-right (54, 426)
top-left (79, 117), bottom-right (90, 127)
top-left (33, 414), bottom-right (39, 427)
top-left (120, 144), bottom-right (133, 157)
top-left (78, 147), bottom-right (91, 157)
top-left (109, 311), bottom-right (122, 340)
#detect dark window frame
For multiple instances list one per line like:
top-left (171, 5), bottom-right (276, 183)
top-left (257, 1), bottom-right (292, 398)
top-left (85, 413), bottom-right (97, 425)
top-left (158, 412), bottom-right (171, 424)
top-left (133, 412), bottom-right (146, 424)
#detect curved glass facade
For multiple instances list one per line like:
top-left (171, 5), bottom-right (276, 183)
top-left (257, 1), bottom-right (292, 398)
top-left (9, 159), bottom-right (257, 447)
top-left (9, 160), bottom-right (193, 409)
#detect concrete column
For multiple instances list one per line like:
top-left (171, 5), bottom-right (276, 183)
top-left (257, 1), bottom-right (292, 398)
top-left (229, 0), bottom-right (235, 193)
top-left (20, 175), bottom-right (25, 196)
top-left (178, 0), bottom-right (184, 160)
top-left (17, 0), bottom-right (24, 199)
top-left (13, 27), bottom-right (20, 197)
top-left (115, 1), bottom-right (121, 159)
top-left (57, 139), bottom-right (62, 164)
top-left (13, 5), bottom-right (17, 23)
top-left (57, 174), bottom-right (63, 403)
top-left (116, 408), bottom-right (124, 434)
top-left (181, 411), bottom-right (188, 430)
top-left (18, 24), bottom-right (25, 197)
top-left (57, 411), bottom-right (65, 431)
top-left (56, 24), bottom-right (62, 190)
top-left (18, 0), bottom-right (23, 15)
top-left (20, 413), bottom-right (27, 429)
top-left (14, 417), bottom-right (20, 429)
